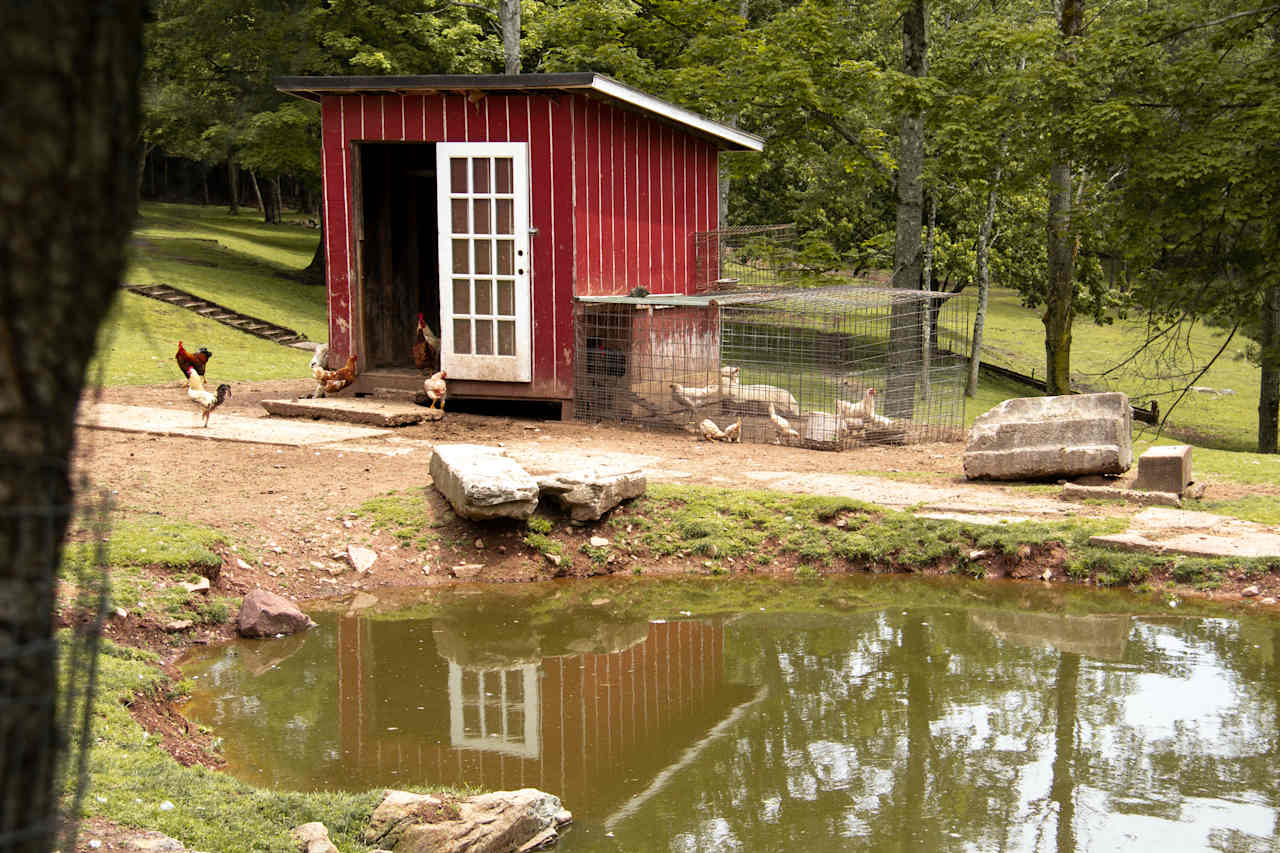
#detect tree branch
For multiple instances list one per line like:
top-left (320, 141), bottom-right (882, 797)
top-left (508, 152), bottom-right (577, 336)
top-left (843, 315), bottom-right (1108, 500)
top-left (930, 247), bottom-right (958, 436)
top-left (1146, 5), bottom-right (1280, 43)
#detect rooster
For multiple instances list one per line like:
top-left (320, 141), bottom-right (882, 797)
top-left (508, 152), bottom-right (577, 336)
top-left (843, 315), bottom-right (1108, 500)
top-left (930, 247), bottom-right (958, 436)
top-left (187, 367), bottom-right (230, 427)
top-left (423, 369), bottom-right (447, 411)
top-left (412, 313), bottom-right (440, 371)
top-left (769, 403), bottom-right (800, 442)
top-left (176, 341), bottom-right (211, 381)
top-left (306, 345), bottom-right (358, 398)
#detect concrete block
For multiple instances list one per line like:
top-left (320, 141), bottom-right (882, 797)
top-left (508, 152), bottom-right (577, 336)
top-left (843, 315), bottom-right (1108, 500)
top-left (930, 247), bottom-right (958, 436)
top-left (963, 392), bottom-right (1133, 481)
top-left (1133, 444), bottom-right (1192, 495)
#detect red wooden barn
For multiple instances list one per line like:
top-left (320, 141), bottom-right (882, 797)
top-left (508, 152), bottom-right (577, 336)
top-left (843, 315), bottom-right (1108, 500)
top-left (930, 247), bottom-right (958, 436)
top-left (276, 74), bottom-right (763, 415)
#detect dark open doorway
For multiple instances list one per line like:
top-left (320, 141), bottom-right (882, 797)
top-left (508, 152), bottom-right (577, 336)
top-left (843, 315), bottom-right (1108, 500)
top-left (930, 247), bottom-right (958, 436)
top-left (356, 142), bottom-right (440, 369)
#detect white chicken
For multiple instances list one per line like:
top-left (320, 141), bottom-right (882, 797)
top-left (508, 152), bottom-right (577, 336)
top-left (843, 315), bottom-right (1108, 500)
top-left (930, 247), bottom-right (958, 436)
top-left (699, 418), bottom-right (728, 441)
top-left (424, 369), bottom-right (448, 411)
top-left (670, 381), bottom-right (718, 414)
top-left (722, 418), bottom-right (742, 443)
top-left (187, 366), bottom-right (230, 427)
top-left (837, 387), bottom-right (877, 424)
top-left (769, 403), bottom-right (800, 442)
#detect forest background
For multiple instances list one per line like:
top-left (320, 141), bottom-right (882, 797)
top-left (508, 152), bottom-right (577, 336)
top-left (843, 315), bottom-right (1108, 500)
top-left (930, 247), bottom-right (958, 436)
top-left (141, 0), bottom-right (1280, 450)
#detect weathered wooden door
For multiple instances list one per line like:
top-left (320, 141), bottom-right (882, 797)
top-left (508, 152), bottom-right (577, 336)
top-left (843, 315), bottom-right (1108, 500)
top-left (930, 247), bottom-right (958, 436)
top-left (435, 142), bottom-right (532, 382)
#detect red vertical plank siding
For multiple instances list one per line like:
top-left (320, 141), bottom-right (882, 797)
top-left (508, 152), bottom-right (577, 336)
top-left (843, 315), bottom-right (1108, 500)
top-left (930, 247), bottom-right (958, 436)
top-left (443, 94), bottom-right (466, 142)
top-left (550, 96), bottom-right (575, 394)
top-left (597, 104), bottom-right (613, 294)
top-left (403, 95), bottom-right (424, 142)
top-left (321, 96), bottom-right (345, 357)
top-left (487, 94), bottom-right (508, 142)
top-left (618, 110), bottom-right (630, 291)
top-left (528, 96), bottom-right (556, 391)
top-left (425, 94), bottom-right (444, 141)
top-left (382, 94), bottom-right (403, 141)
top-left (469, 97), bottom-right (486, 141)
top-left (707, 143), bottom-right (719, 232)
top-left (571, 95), bottom-right (587, 297)
top-left (661, 125), bottom-right (674, 292)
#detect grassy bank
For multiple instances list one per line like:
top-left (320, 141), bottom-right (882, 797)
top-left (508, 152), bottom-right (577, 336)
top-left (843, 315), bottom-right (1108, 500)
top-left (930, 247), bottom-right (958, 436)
top-left (74, 641), bottom-right (387, 853)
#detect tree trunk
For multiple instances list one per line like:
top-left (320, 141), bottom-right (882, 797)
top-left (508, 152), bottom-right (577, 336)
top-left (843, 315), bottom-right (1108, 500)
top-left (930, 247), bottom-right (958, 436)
top-left (248, 168), bottom-right (265, 217)
top-left (500, 0), bottom-right (521, 74)
top-left (1044, 0), bottom-right (1082, 397)
top-left (136, 141), bottom-right (154, 200)
top-left (270, 176), bottom-right (284, 225)
top-left (1050, 653), bottom-right (1080, 853)
top-left (886, 0), bottom-right (928, 419)
top-left (1258, 283), bottom-right (1280, 453)
top-left (227, 160), bottom-right (240, 215)
top-left (967, 163), bottom-right (1002, 397)
top-left (0, 2), bottom-right (144, 851)
top-left (201, 167), bottom-right (210, 205)
top-left (297, 227), bottom-right (326, 286)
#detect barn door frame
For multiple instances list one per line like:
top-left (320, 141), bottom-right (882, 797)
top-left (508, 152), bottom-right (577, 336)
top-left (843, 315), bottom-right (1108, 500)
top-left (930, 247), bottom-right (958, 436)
top-left (435, 142), bottom-right (532, 382)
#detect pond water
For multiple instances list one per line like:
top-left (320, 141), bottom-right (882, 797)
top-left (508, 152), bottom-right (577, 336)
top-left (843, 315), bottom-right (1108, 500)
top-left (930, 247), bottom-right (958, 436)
top-left (180, 577), bottom-right (1280, 852)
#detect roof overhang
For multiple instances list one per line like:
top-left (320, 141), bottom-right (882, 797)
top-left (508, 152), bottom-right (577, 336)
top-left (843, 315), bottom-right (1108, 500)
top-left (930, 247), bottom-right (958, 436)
top-left (274, 73), bottom-right (764, 152)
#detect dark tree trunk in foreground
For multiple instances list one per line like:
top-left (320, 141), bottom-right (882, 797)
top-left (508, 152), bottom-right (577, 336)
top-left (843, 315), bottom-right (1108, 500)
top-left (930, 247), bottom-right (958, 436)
top-left (1259, 283), bottom-right (1280, 453)
top-left (0, 2), bottom-right (143, 850)
top-left (886, 0), bottom-right (928, 419)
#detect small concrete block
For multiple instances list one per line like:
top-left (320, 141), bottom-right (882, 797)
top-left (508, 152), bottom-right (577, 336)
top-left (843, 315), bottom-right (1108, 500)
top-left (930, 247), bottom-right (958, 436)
top-left (1133, 444), bottom-right (1192, 495)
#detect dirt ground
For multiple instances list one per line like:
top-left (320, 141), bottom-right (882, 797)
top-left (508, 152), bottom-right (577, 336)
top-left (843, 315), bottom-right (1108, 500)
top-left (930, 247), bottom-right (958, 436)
top-left (72, 377), bottom-right (1280, 645)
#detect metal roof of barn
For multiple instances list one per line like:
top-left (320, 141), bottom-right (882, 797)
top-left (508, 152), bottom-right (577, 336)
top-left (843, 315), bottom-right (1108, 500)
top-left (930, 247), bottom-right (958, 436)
top-left (275, 73), bottom-right (764, 152)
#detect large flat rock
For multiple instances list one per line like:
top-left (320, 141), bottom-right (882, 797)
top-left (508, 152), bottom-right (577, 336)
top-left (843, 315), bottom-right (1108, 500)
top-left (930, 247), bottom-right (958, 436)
top-left (261, 397), bottom-right (441, 427)
top-left (964, 392), bottom-right (1133, 481)
top-left (78, 403), bottom-right (390, 446)
top-left (430, 444), bottom-right (539, 521)
top-left (1090, 507), bottom-right (1280, 558)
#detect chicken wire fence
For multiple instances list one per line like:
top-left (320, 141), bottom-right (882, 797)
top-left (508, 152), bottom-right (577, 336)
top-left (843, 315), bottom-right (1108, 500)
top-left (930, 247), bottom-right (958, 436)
top-left (0, 443), bottom-right (111, 853)
top-left (574, 286), bottom-right (970, 451)
top-left (693, 224), bottom-right (841, 293)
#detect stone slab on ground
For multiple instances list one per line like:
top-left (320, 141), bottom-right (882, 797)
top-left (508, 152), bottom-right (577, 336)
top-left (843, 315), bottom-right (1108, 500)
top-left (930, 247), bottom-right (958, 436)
top-left (536, 468), bottom-right (647, 521)
top-left (261, 397), bottom-right (442, 427)
top-left (1090, 506), bottom-right (1280, 558)
top-left (964, 392), bottom-right (1133, 481)
top-left (743, 471), bottom-right (1076, 517)
top-left (1062, 482), bottom-right (1181, 507)
top-left (430, 444), bottom-right (540, 521)
top-left (79, 403), bottom-right (390, 446)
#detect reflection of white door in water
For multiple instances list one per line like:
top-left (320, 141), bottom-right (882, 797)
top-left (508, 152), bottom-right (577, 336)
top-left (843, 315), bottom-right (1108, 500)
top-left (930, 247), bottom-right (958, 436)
top-left (436, 143), bottom-right (532, 382)
top-left (448, 662), bottom-right (540, 758)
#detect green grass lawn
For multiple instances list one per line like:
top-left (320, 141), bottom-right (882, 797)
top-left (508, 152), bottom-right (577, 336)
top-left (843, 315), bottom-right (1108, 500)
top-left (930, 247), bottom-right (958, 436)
top-left (85, 202), bottom-right (326, 387)
top-left (976, 287), bottom-right (1261, 451)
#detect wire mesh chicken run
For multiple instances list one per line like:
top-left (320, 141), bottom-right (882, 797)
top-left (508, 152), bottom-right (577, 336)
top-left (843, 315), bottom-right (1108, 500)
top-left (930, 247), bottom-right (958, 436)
top-left (574, 286), bottom-right (971, 451)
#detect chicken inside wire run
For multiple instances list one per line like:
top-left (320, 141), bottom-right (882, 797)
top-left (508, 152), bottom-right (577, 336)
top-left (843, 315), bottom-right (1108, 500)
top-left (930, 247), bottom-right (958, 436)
top-left (575, 286), bottom-right (970, 451)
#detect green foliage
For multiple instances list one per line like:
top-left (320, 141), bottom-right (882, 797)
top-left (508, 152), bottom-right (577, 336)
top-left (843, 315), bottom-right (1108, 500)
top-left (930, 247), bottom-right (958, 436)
top-left (525, 515), bottom-right (553, 535)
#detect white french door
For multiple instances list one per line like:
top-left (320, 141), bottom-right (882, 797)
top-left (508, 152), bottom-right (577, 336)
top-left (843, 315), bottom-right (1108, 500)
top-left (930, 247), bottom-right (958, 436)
top-left (436, 142), bottom-right (532, 382)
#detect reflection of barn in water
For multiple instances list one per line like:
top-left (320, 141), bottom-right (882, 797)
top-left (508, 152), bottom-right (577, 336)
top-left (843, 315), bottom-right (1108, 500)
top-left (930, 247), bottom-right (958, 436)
top-left (336, 611), bottom-right (755, 821)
